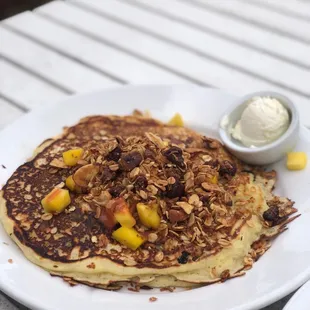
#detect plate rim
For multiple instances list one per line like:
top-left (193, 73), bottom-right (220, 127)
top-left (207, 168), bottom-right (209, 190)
top-left (0, 84), bottom-right (310, 310)
top-left (283, 280), bottom-right (310, 310)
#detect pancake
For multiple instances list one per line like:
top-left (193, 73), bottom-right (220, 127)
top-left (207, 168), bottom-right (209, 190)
top-left (0, 115), bottom-right (298, 290)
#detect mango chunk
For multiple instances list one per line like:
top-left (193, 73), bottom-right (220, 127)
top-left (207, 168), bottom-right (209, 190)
top-left (65, 175), bottom-right (75, 191)
top-left (137, 203), bottom-right (161, 229)
top-left (168, 113), bottom-right (184, 127)
top-left (41, 188), bottom-right (71, 213)
top-left (62, 148), bottom-right (83, 166)
top-left (112, 227), bottom-right (144, 250)
top-left (209, 175), bottom-right (218, 184)
top-left (287, 152), bottom-right (307, 170)
top-left (65, 175), bottom-right (82, 193)
top-left (113, 198), bottom-right (136, 228)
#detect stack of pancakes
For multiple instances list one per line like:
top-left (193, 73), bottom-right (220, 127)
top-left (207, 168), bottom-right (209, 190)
top-left (0, 115), bottom-right (298, 290)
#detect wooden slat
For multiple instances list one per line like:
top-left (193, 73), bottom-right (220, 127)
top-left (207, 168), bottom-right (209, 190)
top-left (0, 98), bottom-right (24, 130)
top-left (249, 0), bottom-right (310, 20)
top-left (127, 0), bottom-right (310, 69)
top-left (3, 12), bottom-right (189, 85)
top-left (190, 0), bottom-right (310, 44)
top-left (0, 27), bottom-right (118, 93)
top-left (0, 59), bottom-right (66, 109)
top-left (33, 2), bottom-right (305, 94)
top-left (70, 0), bottom-right (310, 96)
top-left (30, 0), bottom-right (310, 127)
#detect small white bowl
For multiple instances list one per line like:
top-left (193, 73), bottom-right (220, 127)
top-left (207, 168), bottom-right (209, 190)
top-left (219, 91), bottom-right (300, 165)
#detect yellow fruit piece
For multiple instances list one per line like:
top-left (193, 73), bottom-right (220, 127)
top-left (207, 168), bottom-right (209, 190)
top-left (112, 227), bottom-right (144, 250)
top-left (62, 148), bottom-right (84, 166)
top-left (287, 152), bottom-right (307, 170)
top-left (168, 113), bottom-right (184, 127)
top-left (65, 175), bottom-right (82, 193)
top-left (41, 188), bottom-right (71, 213)
top-left (113, 199), bottom-right (136, 228)
top-left (137, 203), bottom-right (161, 229)
top-left (209, 175), bottom-right (218, 184)
top-left (65, 175), bottom-right (76, 191)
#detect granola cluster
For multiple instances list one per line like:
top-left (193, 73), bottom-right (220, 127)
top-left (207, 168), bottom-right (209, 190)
top-left (65, 132), bottom-right (261, 264)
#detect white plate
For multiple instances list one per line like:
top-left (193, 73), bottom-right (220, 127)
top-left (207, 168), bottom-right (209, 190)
top-left (283, 280), bottom-right (310, 310)
top-left (0, 85), bottom-right (310, 310)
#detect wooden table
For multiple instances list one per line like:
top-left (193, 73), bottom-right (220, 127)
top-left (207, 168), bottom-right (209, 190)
top-left (1, 0), bottom-right (310, 309)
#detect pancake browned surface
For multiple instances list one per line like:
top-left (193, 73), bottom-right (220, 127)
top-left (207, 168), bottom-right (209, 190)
top-left (0, 115), bottom-right (298, 290)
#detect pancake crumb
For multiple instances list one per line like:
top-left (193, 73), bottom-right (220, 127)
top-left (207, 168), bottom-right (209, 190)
top-left (149, 297), bottom-right (158, 302)
top-left (1, 164), bottom-right (6, 169)
top-left (8, 259), bottom-right (13, 264)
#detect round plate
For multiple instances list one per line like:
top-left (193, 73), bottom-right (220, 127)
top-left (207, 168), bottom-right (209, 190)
top-left (0, 85), bottom-right (309, 310)
top-left (283, 280), bottom-right (310, 310)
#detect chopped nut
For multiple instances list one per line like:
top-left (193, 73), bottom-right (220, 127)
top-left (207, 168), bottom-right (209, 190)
top-left (167, 177), bottom-right (176, 184)
top-left (168, 209), bottom-right (188, 223)
top-left (49, 158), bottom-right (67, 168)
top-left (149, 297), bottom-right (158, 302)
top-left (50, 227), bottom-right (58, 234)
top-left (91, 236), bottom-right (98, 243)
top-left (73, 164), bottom-right (99, 187)
top-left (176, 202), bottom-right (194, 214)
top-left (188, 194), bottom-right (200, 206)
top-left (147, 233), bottom-right (158, 243)
top-left (41, 213), bottom-right (53, 221)
top-left (201, 182), bottom-right (222, 192)
top-left (130, 167), bottom-right (140, 179)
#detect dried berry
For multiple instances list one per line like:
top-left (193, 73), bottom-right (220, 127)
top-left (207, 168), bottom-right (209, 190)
top-left (205, 159), bottom-right (219, 169)
top-left (162, 146), bottom-right (185, 169)
top-left (134, 175), bottom-right (148, 191)
top-left (201, 193), bottom-right (211, 204)
top-left (165, 180), bottom-right (185, 199)
top-left (177, 251), bottom-right (190, 264)
top-left (101, 166), bottom-right (116, 183)
top-left (144, 149), bottom-right (155, 159)
top-left (109, 185), bottom-right (125, 197)
top-left (107, 146), bottom-right (121, 162)
top-left (120, 151), bottom-right (143, 171)
top-left (164, 165), bottom-right (184, 180)
top-left (263, 206), bottom-right (280, 223)
top-left (219, 160), bottom-right (237, 176)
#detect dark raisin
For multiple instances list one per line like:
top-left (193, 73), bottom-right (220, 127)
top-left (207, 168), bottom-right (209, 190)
top-left (263, 206), bottom-right (280, 222)
top-left (162, 146), bottom-right (185, 169)
top-left (177, 251), bottom-right (190, 264)
top-left (164, 165), bottom-right (184, 180)
top-left (144, 149), bottom-right (155, 159)
top-left (205, 159), bottom-right (219, 169)
top-left (109, 185), bottom-right (125, 197)
top-left (101, 166), bottom-right (116, 183)
top-left (165, 180), bottom-right (185, 198)
top-left (134, 175), bottom-right (148, 191)
top-left (219, 160), bottom-right (237, 176)
top-left (120, 151), bottom-right (143, 171)
top-left (107, 146), bottom-right (121, 162)
top-left (200, 193), bottom-right (211, 204)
